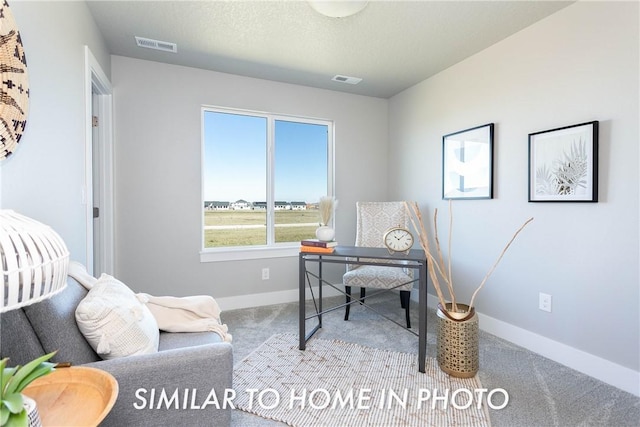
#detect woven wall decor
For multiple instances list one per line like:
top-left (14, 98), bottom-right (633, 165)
top-left (0, 1), bottom-right (29, 160)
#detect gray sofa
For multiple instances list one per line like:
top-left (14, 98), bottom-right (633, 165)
top-left (0, 277), bottom-right (233, 427)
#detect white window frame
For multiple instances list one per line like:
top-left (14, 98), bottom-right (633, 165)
top-left (200, 106), bottom-right (335, 262)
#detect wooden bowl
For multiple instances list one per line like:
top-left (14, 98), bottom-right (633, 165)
top-left (23, 366), bottom-right (118, 427)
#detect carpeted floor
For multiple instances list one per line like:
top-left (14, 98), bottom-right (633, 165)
top-left (234, 333), bottom-right (491, 427)
top-left (223, 294), bottom-right (640, 426)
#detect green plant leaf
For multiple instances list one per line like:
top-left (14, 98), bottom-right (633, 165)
top-left (1, 360), bottom-right (17, 394)
top-left (3, 406), bottom-right (27, 427)
top-left (1, 392), bottom-right (24, 414)
top-left (0, 403), bottom-right (9, 426)
top-left (3, 351), bottom-right (56, 396)
top-left (14, 362), bottom-right (56, 393)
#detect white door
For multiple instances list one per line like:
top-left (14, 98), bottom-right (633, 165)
top-left (85, 47), bottom-right (114, 276)
top-left (92, 89), bottom-right (103, 275)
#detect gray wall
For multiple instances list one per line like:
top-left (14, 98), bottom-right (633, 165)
top-left (2, 0), bottom-right (637, 394)
top-left (389, 1), bottom-right (639, 372)
top-left (1, 1), bottom-right (110, 265)
top-left (111, 56), bottom-right (388, 300)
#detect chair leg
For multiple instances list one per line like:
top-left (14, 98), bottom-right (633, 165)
top-left (360, 287), bottom-right (366, 304)
top-left (344, 286), bottom-right (351, 320)
top-left (400, 291), bottom-right (411, 329)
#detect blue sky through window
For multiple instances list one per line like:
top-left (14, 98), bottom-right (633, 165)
top-left (275, 120), bottom-right (328, 202)
top-left (203, 111), bottom-right (328, 203)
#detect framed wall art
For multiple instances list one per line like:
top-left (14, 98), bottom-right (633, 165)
top-left (528, 121), bottom-right (598, 202)
top-left (442, 123), bottom-right (494, 200)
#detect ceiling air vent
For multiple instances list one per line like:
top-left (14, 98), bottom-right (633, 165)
top-left (332, 75), bottom-right (362, 85)
top-left (135, 36), bottom-right (177, 53)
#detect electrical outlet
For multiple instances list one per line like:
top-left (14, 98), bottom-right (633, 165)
top-left (539, 293), bottom-right (552, 312)
top-left (262, 268), bottom-right (270, 280)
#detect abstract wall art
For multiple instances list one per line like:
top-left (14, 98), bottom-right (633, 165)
top-left (442, 123), bottom-right (494, 200)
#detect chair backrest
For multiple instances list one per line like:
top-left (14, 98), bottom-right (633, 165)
top-left (355, 201), bottom-right (410, 248)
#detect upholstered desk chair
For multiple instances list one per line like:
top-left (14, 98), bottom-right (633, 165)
top-left (342, 201), bottom-right (414, 328)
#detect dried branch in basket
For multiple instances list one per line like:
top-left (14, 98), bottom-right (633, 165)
top-left (406, 200), bottom-right (533, 316)
top-left (467, 216), bottom-right (534, 311)
top-left (433, 203), bottom-right (457, 312)
top-left (447, 201), bottom-right (455, 311)
top-left (405, 201), bottom-right (448, 309)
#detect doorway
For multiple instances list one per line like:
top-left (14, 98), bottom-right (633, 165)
top-left (85, 46), bottom-right (113, 276)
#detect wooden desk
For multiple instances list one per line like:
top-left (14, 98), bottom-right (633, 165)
top-left (299, 245), bottom-right (428, 372)
top-left (23, 366), bottom-right (118, 427)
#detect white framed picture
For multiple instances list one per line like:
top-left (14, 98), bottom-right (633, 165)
top-left (528, 121), bottom-right (598, 202)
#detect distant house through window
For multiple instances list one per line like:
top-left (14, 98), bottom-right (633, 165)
top-left (202, 107), bottom-right (333, 250)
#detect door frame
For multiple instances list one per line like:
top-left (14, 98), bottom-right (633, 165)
top-left (84, 46), bottom-right (114, 275)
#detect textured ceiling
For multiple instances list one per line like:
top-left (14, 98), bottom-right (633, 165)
top-left (86, 0), bottom-right (573, 98)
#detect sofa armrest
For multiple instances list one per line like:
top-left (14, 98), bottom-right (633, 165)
top-left (84, 342), bottom-right (233, 427)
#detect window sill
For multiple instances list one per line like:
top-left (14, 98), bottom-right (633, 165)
top-left (200, 245), bottom-right (299, 262)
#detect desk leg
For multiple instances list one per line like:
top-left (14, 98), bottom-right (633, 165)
top-left (419, 261), bottom-right (427, 373)
top-left (318, 256), bottom-right (322, 327)
top-left (299, 254), bottom-right (306, 350)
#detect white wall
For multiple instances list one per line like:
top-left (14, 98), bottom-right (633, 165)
top-left (1, 1), bottom-right (110, 266)
top-left (111, 56), bottom-right (388, 301)
top-left (389, 0), bottom-right (639, 378)
top-left (5, 0), bottom-right (637, 395)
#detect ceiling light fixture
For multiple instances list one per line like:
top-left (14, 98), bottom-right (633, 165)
top-left (308, 1), bottom-right (368, 18)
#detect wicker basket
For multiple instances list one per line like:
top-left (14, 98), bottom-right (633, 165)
top-left (436, 303), bottom-right (479, 378)
top-left (24, 395), bottom-right (43, 427)
top-left (0, 2), bottom-right (30, 159)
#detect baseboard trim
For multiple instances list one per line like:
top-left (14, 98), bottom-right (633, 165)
top-left (217, 286), bottom-right (344, 311)
top-left (218, 288), bottom-right (639, 397)
top-left (426, 294), bottom-right (640, 397)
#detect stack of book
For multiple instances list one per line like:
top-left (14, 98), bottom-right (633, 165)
top-left (300, 239), bottom-right (338, 253)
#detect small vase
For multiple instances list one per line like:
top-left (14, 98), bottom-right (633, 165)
top-left (315, 225), bottom-right (335, 242)
top-left (436, 303), bottom-right (479, 378)
top-left (23, 395), bottom-right (43, 427)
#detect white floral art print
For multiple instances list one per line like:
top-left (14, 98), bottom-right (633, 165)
top-left (528, 121), bottom-right (598, 202)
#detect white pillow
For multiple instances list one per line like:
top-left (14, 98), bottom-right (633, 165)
top-left (75, 274), bottom-right (159, 360)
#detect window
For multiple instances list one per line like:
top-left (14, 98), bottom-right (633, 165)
top-left (201, 107), bottom-right (333, 258)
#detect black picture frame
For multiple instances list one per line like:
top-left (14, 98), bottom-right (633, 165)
top-left (442, 123), bottom-right (494, 200)
top-left (528, 121), bottom-right (598, 202)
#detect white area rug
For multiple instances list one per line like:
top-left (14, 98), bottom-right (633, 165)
top-left (233, 334), bottom-right (491, 427)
